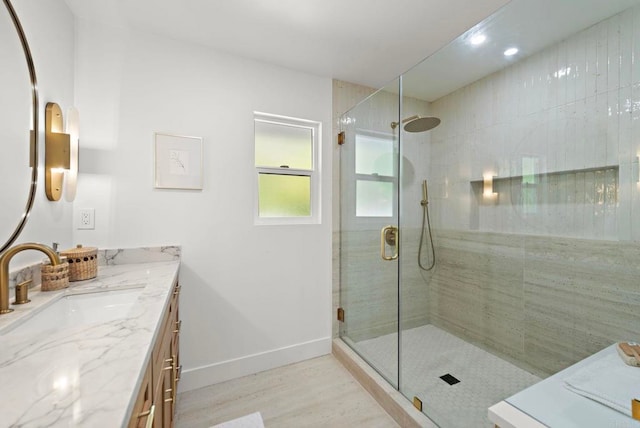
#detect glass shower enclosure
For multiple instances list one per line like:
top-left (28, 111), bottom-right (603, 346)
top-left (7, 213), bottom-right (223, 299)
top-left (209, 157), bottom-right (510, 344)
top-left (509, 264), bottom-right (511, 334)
top-left (339, 77), bottom-right (401, 388)
top-left (339, 0), bottom-right (640, 426)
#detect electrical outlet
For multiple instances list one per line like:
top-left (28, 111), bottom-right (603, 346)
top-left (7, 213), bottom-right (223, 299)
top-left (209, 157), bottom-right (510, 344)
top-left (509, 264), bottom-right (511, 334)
top-left (78, 208), bottom-right (95, 230)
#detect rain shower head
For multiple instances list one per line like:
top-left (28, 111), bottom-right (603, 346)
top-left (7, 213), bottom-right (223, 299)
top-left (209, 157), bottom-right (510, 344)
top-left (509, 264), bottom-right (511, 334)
top-left (390, 115), bottom-right (441, 133)
top-left (404, 116), bottom-right (441, 132)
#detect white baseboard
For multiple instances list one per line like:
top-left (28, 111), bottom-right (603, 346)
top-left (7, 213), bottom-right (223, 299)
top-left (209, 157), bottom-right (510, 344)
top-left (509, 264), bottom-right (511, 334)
top-left (178, 337), bottom-right (332, 393)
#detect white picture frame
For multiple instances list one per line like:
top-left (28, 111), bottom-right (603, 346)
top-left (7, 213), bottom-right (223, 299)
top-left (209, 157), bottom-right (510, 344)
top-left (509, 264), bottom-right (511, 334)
top-left (154, 133), bottom-right (203, 190)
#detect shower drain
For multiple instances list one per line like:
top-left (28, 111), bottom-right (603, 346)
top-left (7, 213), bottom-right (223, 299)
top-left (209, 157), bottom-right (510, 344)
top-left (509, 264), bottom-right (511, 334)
top-left (439, 373), bottom-right (460, 385)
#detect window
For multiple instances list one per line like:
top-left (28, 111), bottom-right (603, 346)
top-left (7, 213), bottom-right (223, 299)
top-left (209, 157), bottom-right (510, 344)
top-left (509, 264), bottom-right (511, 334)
top-left (521, 156), bottom-right (539, 214)
top-left (355, 133), bottom-right (395, 217)
top-left (254, 112), bottom-right (320, 224)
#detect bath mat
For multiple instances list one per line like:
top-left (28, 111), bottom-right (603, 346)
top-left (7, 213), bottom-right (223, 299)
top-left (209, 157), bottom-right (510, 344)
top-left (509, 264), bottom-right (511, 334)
top-left (211, 412), bottom-right (265, 428)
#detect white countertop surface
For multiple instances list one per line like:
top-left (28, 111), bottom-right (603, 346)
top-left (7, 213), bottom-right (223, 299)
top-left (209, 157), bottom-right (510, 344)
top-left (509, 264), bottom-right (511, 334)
top-left (489, 344), bottom-right (640, 427)
top-left (0, 260), bottom-right (180, 427)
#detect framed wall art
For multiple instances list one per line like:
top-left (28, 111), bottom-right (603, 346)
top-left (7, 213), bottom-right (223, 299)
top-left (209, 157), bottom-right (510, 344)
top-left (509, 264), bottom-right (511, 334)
top-left (154, 133), bottom-right (203, 190)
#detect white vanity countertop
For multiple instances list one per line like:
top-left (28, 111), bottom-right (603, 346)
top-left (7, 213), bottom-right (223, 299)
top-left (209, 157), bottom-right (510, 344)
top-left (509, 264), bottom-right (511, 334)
top-left (0, 260), bottom-right (180, 428)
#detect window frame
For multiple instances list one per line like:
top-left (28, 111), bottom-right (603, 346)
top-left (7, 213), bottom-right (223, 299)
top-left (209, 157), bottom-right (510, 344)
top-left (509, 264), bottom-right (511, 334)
top-left (254, 111), bottom-right (321, 225)
top-left (353, 130), bottom-right (398, 220)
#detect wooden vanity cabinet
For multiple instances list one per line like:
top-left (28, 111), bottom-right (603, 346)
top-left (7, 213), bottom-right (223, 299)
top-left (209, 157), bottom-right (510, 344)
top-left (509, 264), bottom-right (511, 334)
top-left (129, 363), bottom-right (153, 428)
top-left (129, 281), bottom-right (181, 428)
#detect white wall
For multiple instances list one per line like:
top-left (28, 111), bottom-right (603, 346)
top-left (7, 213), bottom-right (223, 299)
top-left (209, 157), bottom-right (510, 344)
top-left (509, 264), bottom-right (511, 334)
top-left (5, 0), bottom-right (75, 267)
top-left (73, 20), bottom-right (333, 391)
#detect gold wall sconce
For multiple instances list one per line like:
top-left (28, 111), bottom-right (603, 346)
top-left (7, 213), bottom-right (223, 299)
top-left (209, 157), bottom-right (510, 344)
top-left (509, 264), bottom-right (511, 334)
top-left (65, 107), bottom-right (79, 202)
top-left (45, 102), bottom-right (78, 201)
top-left (483, 173), bottom-right (497, 197)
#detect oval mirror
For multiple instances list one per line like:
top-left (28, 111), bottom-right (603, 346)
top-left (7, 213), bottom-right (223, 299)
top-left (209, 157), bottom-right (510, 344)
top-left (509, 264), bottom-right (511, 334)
top-left (0, 0), bottom-right (38, 254)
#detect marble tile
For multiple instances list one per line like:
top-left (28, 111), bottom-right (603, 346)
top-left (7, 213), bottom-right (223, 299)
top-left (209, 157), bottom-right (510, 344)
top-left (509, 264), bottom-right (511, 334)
top-left (6, 262), bottom-right (41, 293)
top-left (422, 231), bottom-right (640, 378)
top-left (339, 228), bottom-right (434, 343)
top-left (98, 245), bottom-right (181, 265)
top-left (428, 231), bottom-right (525, 362)
top-left (524, 235), bottom-right (640, 373)
top-left (340, 229), bottom-right (398, 341)
top-left (399, 230), bottom-right (431, 331)
top-left (522, 266), bottom-right (581, 375)
top-left (355, 326), bottom-right (540, 428)
top-left (4, 246), bottom-right (181, 301)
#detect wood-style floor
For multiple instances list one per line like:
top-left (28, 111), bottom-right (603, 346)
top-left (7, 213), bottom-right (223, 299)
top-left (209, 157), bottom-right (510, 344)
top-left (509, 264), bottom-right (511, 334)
top-left (174, 355), bottom-right (399, 428)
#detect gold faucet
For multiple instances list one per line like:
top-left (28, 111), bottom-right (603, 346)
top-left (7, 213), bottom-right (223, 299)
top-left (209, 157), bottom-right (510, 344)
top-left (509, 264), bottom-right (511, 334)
top-left (0, 243), bottom-right (61, 314)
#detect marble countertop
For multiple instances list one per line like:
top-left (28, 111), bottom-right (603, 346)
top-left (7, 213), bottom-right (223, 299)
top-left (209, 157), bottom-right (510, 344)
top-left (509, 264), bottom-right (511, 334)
top-left (0, 260), bottom-right (180, 427)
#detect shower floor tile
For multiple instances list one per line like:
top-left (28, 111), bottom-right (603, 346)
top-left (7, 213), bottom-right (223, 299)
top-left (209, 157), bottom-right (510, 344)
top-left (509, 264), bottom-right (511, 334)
top-left (356, 325), bottom-right (541, 428)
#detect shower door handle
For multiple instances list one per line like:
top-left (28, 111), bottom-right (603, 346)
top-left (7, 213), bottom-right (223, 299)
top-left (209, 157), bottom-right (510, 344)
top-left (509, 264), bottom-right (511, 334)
top-left (381, 225), bottom-right (399, 261)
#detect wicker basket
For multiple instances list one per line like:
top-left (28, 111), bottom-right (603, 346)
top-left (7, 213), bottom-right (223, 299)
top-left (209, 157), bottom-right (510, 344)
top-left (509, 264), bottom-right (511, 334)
top-left (60, 245), bottom-right (98, 281)
top-left (41, 261), bottom-right (70, 291)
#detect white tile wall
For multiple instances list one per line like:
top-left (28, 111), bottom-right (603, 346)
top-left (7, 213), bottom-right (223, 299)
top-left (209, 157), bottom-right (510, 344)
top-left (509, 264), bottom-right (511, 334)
top-left (429, 4), bottom-right (640, 241)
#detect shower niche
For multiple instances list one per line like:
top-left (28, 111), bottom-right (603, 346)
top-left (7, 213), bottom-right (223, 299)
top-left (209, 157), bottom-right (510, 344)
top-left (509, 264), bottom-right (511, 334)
top-left (470, 164), bottom-right (620, 238)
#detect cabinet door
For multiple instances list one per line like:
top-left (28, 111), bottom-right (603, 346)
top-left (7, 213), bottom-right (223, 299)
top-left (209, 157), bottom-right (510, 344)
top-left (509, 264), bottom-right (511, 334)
top-left (165, 281), bottom-right (180, 427)
top-left (172, 331), bottom-right (180, 395)
top-left (130, 278), bottom-right (181, 428)
top-left (152, 334), bottom-right (167, 427)
top-left (153, 366), bottom-right (165, 428)
top-left (163, 351), bottom-right (175, 426)
top-left (153, 339), bottom-right (174, 428)
top-left (159, 331), bottom-right (176, 427)
top-left (171, 283), bottom-right (181, 396)
top-left (158, 296), bottom-right (179, 427)
top-left (128, 362), bottom-right (153, 428)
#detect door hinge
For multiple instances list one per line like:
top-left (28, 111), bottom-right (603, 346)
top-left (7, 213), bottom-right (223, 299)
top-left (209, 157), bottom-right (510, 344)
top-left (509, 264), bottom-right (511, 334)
top-left (338, 131), bottom-right (345, 146)
top-left (337, 307), bottom-right (345, 322)
top-left (413, 396), bottom-right (423, 412)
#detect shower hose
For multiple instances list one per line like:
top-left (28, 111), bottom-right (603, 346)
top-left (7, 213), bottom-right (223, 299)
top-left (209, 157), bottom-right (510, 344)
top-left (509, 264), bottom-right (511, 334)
top-left (418, 197), bottom-right (436, 271)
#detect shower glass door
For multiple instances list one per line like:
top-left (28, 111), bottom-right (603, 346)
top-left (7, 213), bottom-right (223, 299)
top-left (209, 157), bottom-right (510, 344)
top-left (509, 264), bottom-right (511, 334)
top-left (339, 78), bottom-right (401, 387)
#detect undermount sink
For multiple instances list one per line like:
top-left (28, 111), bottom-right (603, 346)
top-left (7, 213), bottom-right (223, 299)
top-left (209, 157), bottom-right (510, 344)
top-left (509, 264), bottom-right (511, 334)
top-left (0, 287), bottom-right (144, 336)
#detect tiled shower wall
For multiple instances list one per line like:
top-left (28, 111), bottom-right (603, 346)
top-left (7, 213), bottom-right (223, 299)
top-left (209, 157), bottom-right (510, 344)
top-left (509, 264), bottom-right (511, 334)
top-left (428, 229), bottom-right (640, 377)
top-left (427, 5), bottom-right (640, 375)
top-left (429, 5), bottom-right (640, 240)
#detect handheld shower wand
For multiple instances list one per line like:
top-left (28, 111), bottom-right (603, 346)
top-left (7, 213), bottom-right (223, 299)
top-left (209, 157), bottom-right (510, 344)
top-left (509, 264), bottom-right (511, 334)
top-left (421, 180), bottom-right (428, 206)
top-left (418, 179), bottom-right (435, 271)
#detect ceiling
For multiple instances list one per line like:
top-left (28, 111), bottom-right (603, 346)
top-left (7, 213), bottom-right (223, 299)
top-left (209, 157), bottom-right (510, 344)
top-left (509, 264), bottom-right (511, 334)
top-left (403, 0), bottom-right (640, 101)
top-left (62, 0), bottom-right (510, 89)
